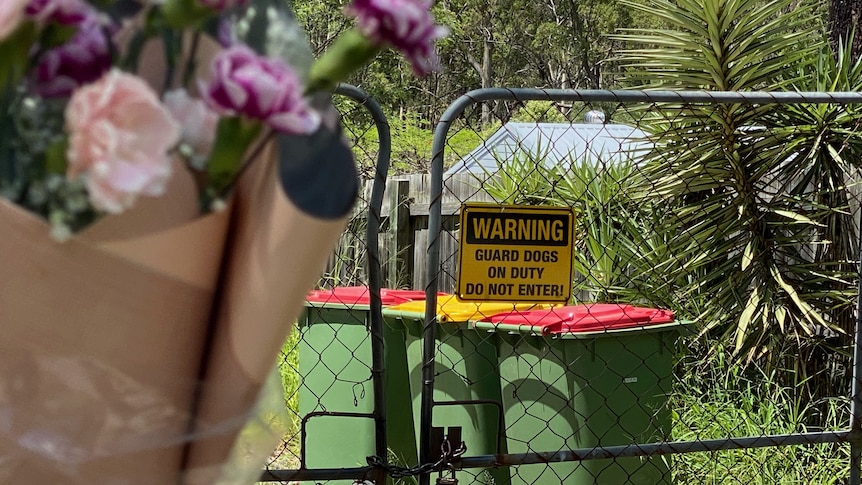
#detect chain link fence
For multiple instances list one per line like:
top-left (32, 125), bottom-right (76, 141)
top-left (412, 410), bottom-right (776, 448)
top-left (260, 84), bottom-right (390, 484)
top-left (261, 88), bottom-right (862, 485)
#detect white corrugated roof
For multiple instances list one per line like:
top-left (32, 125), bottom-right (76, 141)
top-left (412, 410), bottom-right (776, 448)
top-left (444, 122), bottom-right (651, 176)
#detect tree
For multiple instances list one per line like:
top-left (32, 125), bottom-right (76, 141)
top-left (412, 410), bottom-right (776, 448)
top-left (829, 0), bottom-right (862, 60)
top-left (613, 0), bottom-right (861, 404)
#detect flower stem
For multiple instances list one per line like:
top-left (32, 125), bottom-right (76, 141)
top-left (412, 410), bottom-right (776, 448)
top-left (306, 28), bottom-right (381, 94)
top-left (203, 116), bottom-right (262, 208)
top-left (0, 23), bottom-right (38, 90)
top-left (160, 0), bottom-right (211, 29)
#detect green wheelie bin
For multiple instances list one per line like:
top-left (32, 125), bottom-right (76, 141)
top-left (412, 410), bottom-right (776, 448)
top-left (298, 286), bottom-right (428, 483)
top-left (382, 295), bottom-right (550, 485)
top-left (473, 304), bottom-right (688, 485)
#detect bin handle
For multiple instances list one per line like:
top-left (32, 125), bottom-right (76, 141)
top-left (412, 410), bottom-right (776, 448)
top-left (299, 410), bottom-right (377, 467)
top-left (472, 321), bottom-right (548, 335)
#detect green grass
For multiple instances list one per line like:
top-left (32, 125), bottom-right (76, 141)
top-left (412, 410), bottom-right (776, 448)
top-left (266, 330), bottom-right (301, 472)
top-left (670, 354), bottom-right (851, 484)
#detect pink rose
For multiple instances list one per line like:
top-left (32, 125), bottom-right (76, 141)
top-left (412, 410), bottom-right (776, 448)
top-left (0, 0), bottom-right (29, 42)
top-left (66, 70), bottom-right (181, 214)
top-left (163, 89), bottom-right (219, 169)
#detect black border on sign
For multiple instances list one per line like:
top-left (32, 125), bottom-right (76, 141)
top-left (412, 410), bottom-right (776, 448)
top-left (455, 202), bottom-right (575, 303)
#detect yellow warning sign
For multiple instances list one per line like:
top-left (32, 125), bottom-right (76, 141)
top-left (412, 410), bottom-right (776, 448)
top-left (457, 203), bottom-right (575, 303)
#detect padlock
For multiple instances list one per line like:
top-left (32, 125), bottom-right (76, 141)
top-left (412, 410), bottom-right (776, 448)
top-left (436, 464), bottom-right (458, 485)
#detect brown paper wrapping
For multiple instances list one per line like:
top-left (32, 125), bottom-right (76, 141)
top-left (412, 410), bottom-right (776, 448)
top-left (0, 166), bottom-right (231, 484)
top-left (0, 16), bottom-right (348, 482)
top-left (182, 144), bottom-right (349, 483)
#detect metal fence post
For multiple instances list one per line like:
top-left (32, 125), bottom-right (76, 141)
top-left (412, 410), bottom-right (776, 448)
top-left (260, 84), bottom-right (391, 484)
top-left (335, 84), bottom-right (393, 485)
top-left (849, 207), bottom-right (862, 485)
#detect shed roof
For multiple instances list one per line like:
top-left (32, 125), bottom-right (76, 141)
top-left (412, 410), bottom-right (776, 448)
top-left (444, 122), bottom-right (651, 176)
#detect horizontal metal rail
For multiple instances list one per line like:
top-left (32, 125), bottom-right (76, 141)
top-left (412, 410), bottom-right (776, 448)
top-left (456, 430), bottom-right (854, 469)
top-left (441, 89), bottom-right (862, 120)
top-left (260, 430), bottom-right (853, 481)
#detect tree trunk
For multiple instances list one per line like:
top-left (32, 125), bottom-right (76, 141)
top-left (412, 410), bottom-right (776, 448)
top-left (829, 0), bottom-right (862, 60)
top-left (461, 29), bottom-right (495, 126)
top-left (480, 35), bottom-right (493, 126)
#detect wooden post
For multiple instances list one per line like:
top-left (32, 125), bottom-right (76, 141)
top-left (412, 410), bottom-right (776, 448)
top-left (388, 180), bottom-right (413, 289)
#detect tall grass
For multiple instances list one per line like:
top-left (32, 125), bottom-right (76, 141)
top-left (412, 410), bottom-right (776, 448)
top-left (671, 342), bottom-right (850, 484)
top-left (267, 330), bottom-right (302, 471)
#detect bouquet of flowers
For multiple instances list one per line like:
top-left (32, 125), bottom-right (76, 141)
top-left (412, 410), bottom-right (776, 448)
top-left (0, 0), bottom-right (446, 483)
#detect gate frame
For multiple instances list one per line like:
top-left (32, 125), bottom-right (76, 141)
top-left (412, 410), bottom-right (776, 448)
top-left (419, 88), bottom-right (862, 485)
top-left (259, 83), bottom-right (391, 484)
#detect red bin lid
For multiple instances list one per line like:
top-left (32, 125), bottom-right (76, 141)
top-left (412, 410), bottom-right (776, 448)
top-left (478, 303), bottom-right (675, 335)
top-left (305, 286), bottom-right (429, 306)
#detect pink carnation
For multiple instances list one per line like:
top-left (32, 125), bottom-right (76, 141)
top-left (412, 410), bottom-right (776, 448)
top-left (197, 0), bottom-right (250, 11)
top-left (31, 19), bottom-right (113, 98)
top-left (345, 0), bottom-right (448, 76)
top-left (66, 70), bottom-right (181, 214)
top-left (26, 0), bottom-right (93, 26)
top-left (0, 0), bottom-right (29, 42)
top-left (201, 45), bottom-right (319, 134)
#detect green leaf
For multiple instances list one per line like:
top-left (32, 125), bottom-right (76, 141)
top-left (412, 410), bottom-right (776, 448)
top-left (0, 22), bottom-right (38, 89)
top-left (775, 305), bottom-right (787, 333)
top-left (771, 209), bottom-right (824, 226)
top-left (735, 286), bottom-right (760, 352)
top-left (741, 240), bottom-right (754, 271)
top-left (770, 265), bottom-right (826, 331)
top-left (44, 139), bottom-right (68, 174)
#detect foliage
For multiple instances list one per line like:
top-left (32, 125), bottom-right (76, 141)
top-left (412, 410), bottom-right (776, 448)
top-left (510, 101), bottom-right (570, 123)
top-left (291, 0), bottom-right (352, 56)
top-left (482, 148), bottom-right (675, 304)
top-left (278, 330), bottom-right (301, 439)
top-left (482, 146), bottom-right (566, 205)
top-left (291, 0), bottom-right (676, 175)
top-left (672, 343), bottom-right (850, 483)
top-left (293, 0), bottom-right (662, 137)
top-left (610, 0), bottom-right (861, 381)
top-left (337, 108), bottom-right (500, 176)
top-left (612, 0), bottom-right (825, 90)
top-left (446, 121), bottom-right (500, 167)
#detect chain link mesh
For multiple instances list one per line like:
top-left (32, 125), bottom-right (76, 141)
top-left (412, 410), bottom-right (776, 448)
top-left (260, 88), bottom-right (384, 485)
top-left (262, 89), bottom-right (860, 485)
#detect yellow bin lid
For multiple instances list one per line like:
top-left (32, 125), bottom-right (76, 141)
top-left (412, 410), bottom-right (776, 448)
top-left (387, 295), bottom-right (551, 323)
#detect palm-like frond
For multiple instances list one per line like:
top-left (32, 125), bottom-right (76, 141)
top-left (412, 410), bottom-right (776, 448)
top-left (611, 0), bottom-right (861, 364)
top-left (612, 0), bottom-right (823, 91)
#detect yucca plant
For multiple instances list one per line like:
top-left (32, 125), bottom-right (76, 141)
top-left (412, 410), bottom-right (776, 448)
top-left (755, 37), bottom-right (862, 399)
top-left (481, 143), bottom-right (569, 206)
top-left (484, 147), bottom-right (663, 303)
top-left (612, 0), bottom-right (862, 402)
top-left (550, 156), bottom-right (648, 302)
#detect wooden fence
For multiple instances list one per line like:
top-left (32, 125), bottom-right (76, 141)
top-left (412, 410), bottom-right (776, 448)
top-left (320, 173), bottom-right (494, 292)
